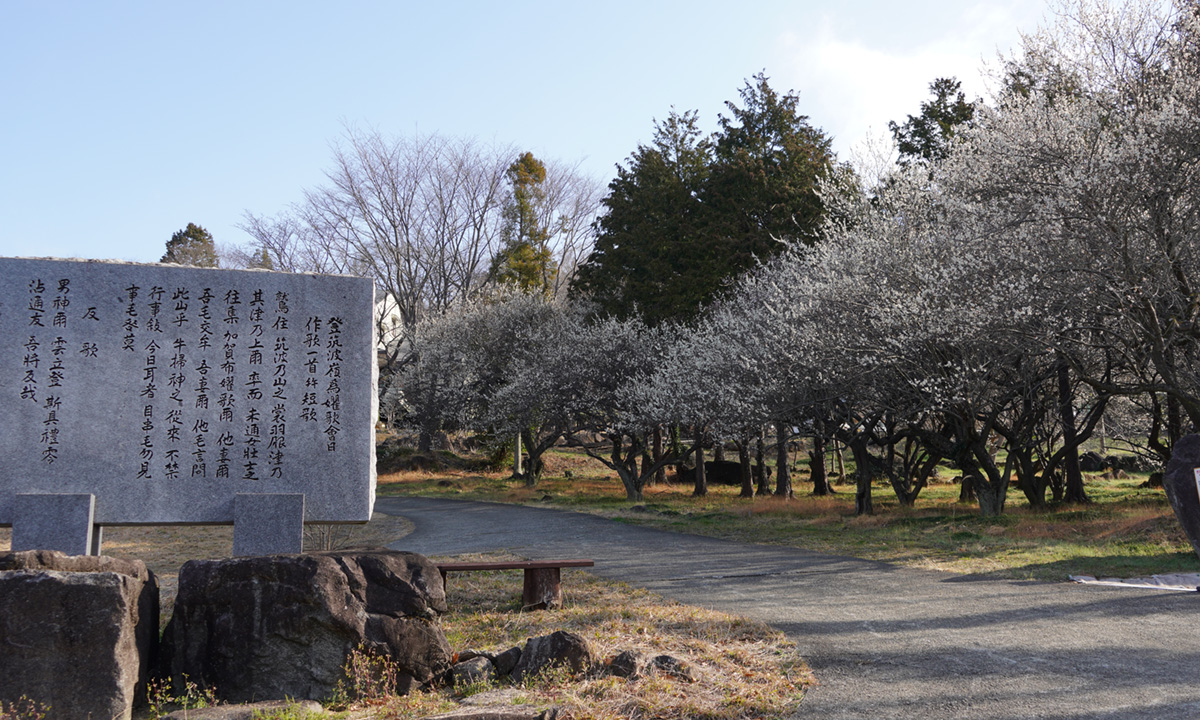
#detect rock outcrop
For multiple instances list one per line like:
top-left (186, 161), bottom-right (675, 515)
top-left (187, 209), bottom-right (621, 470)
top-left (159, 549), bottom-right (451, 703)
top-left (0, 550), bottom-right (159, 720)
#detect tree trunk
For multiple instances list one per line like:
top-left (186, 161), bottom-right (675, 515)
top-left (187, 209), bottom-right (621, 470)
top-left (958, 473), bottom-right (976, 503)
top-left (693, 427), bottom-right (707, 496)
top-left (524, 428), bottom-right (543, 487)
top-left (1049, 469), bottom-right (1065, 503)
top-left (1168, 393), bottom-right (1183, 448)
top-left (1057, 361), bottom-right (1089, 504)
top-left (967, 440), bottom-right (1009, 517)
top-left (885, 420), bottom-right (897, 486)
top-left (906, 451), bottom-right (939, 506)
top-left (714, 442), bottom-right (725, 462)
top-left (810, 434), bottom-right (832, 495)
top-left (639, 435), bottom-right (654, 485)
top-left (849, 438), bottom-right (873, 515)
top-left (1148, 393), bottom-right (1171, 465)
top-left (513, 431), bottom-right (524, 481)
top-left (974, 472), bottom-right (1008, 517)
top-left (1012, 446), bottom-right (1048, 508)
top-left (971, 475), bottom-right (1001, 516)
top-left (612, 432), bottom-right (644, 502)
top-left (774, 423), bottom-right (792, 498)
top-left (835, 439), bottom-right (846, 478)
top-left (755, 427), bottom-right (770, 496)
top-left (586, 432), bottom-right (698, 505)
top-left (738, 442), bottom-right (754, 498)
top-left (652, 425), bottom-right (665, 487)
top-left (522, 429), bottom-right (564, 487)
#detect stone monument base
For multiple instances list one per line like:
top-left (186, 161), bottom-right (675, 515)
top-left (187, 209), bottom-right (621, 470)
top-left (0, 551), bottom-right (159, 720)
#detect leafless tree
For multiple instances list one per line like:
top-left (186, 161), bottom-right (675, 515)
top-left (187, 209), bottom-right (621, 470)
top-left (240, 130), bottom-right (510, 380)
top-left (242, 128), bottom-right (601, 349)
top-left (240, 128), bottom-right (602, 430)
top-left (538, 158), bottom-right (603, 300)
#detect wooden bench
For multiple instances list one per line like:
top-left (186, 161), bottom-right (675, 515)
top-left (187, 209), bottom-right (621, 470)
top-left (436, 559), bottom-right (595, 610)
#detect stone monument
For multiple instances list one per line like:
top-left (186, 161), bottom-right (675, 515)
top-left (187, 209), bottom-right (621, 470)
top-left (0, 257), bottom-right (377, 555)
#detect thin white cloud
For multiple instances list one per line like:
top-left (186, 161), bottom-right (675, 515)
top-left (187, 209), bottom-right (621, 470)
top-left (774, 2), bottom-right (1046, 160)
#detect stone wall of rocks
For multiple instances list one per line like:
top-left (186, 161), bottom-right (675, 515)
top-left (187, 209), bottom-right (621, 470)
top-left (0, 548), bottom-right (457, 715)
top-left (1, 547), bottom-right (696, 720)
top-left (447, 629), bottom-right (698, 688)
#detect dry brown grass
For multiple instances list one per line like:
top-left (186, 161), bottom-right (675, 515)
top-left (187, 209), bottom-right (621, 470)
top-left (1016, 507), bottom-right (1186, 544)
top-left (375, 553), bottom-right (811, 720)
top-left (747, 494), bottom-right (848, 518)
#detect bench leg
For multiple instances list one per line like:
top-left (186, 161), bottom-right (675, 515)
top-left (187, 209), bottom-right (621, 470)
top-left (522, 567), bottom-right (562, 610)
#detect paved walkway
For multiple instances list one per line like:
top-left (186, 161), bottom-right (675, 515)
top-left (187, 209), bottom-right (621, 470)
top-left (376, 496), bottom-right (1200, 719)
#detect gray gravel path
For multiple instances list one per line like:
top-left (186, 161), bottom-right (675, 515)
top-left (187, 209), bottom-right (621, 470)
top-left (376, 496), bottom-right (1200, 719)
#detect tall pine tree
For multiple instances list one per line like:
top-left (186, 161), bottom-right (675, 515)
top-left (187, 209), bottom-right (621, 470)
top-left (572, 74), bottom-right (834, 325)
top-left (161, 223), bottom-right (219, 267)
top-left (705, 72), bottom-right (834, 265)
top-left (888, 77), bottom-right (976, 167)
top-left (572, 109), bottom-right (713, 324)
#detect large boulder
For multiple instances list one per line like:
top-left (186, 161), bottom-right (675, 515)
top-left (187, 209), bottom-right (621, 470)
top-left (0, 550), bottom-right (159, 720)
top-left (1110, 453), bottom-right (1157, 473)
top-left (159, 549), bottom-right (451, 703)
top-left (675, 460), bottom-right (770, 487)
top-left (606, 649), bottom-right (650, 679)
top-left (451, 656), bottom-right (497, 688)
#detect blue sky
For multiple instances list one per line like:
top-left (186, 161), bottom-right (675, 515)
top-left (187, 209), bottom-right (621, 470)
top-left (0, 1), bottom-right (1049, 263)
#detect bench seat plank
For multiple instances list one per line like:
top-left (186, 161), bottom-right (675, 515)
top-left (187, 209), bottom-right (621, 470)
top-left (436, 559), bottom-right (594, 572)
top-left (436, 558), bottom-right (594, 610)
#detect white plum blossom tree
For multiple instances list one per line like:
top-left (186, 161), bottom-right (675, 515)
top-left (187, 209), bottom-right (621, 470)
top-left (395, 0), bottom-right (1200, 516)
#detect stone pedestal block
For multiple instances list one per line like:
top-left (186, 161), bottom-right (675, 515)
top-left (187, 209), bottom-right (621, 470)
top-left (11, 493), bottom-right (98, 555)
top-left (0, 551), bottom-right (159, 720)
top-left (232, 492), bottom-right (305, 556)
